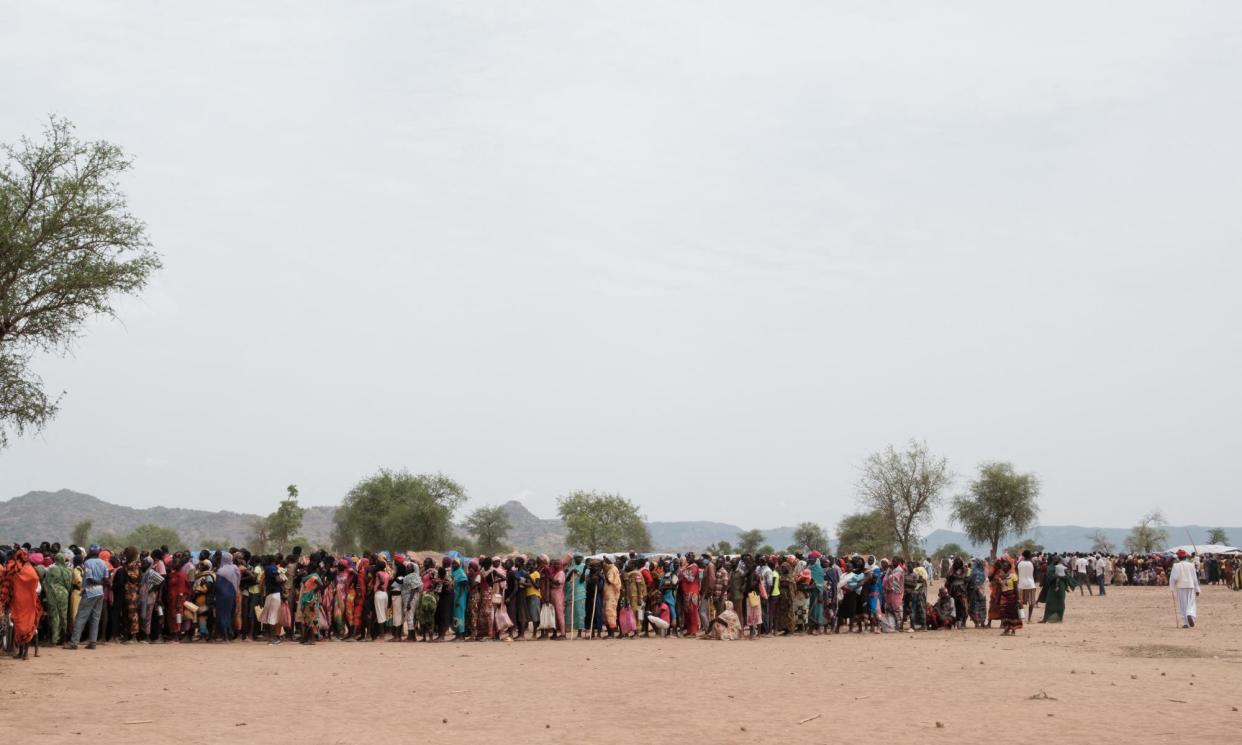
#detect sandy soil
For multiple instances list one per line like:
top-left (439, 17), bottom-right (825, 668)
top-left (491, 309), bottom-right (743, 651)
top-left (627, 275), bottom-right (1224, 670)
top-left (2, 584), bottom-right (1239, 744)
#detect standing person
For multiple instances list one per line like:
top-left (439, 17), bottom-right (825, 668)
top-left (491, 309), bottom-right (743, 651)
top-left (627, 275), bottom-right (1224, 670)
top-left (699, 556), bottom-right (718, 630)
top-left (2, 549), bottom-right (41, 659)
top-left (435, 561), bottom-right (455, 640)
top-left (992, 558), bottom-right (1022, 635)
top-left (452, 559), bottom-right (469, 640)
top-left (214, 552), bottom-right (240, 641)
top-left (821, 555), bottom-right (839, 632)
top-left (524, 557), bottom-right (543, 640)
top-left (947, 557), bottom-right (969, 629)
top-left (1017, 551), bottom-right (1038, 623)
top-left (548, 557), bottom-right (566, 639)
top-left (1170, 549), bottom-right (1201, 628)
top-left (882, 557), bottom-right (905, 632)
top-left (835, 557), bottom-right (864, 634)
top-left (261, 555), bottom-right (284, 643)
top-left (166, 556), bottom-right (190, 642)
top-left (1074, 554), bottom-right (1092, 596)
top-left (602, 556), bottom-right (621, 638)
top-left (563, 554), bottom-right (585, 638)
top-left (122, 548), bottom-right (142, 641)
top-left (744, 560), bottom-right (767, 639)
top-left (1095, 554), bottom-right (1110, 596)
top-left (373, 558), bottom-right (391, 640)
top-left (623, 560), bottom-right (646, 632)
top-left (1040, 557), bottom-right (1076, 623)
top-left (808, 552), bottom-right (825, 634)
top-left (967, 559), bottom-right (989, 628)
top-left (297, 563), bottom-right (322, 644)
top-left (400, 561), bottom-right (422, 641)
top-left (679, 556), bottom-right (701, 637)
top-left (139, 556), bottom-right (166, 642)
top-left (43, 553), bottom-right (72, 646)
top-left (904, 560), bottom-right (928, 631)
top-left (939, 555), bottom-right (952, 584)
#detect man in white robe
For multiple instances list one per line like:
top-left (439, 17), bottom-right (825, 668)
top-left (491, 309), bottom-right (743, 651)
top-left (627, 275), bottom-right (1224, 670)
top-left (1169, 549), bottom-right (1200, 628)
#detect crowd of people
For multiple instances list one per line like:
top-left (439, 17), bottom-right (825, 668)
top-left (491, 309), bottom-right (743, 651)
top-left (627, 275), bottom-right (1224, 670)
top-left (1, 540), bottom-right (1237, 660)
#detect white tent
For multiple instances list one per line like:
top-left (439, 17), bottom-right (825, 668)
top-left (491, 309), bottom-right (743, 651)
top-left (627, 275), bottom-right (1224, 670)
top-left (1165, 543), bottom-right (1239, 555)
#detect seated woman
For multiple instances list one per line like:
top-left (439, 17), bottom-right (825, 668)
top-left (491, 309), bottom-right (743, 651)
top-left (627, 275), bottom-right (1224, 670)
top-left (703, 600), bottom-right (741, 641)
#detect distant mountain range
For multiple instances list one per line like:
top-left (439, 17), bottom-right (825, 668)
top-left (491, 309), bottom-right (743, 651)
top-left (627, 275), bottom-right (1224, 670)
top-left (0, 489), bottom-right (798, 553)
top-left (2, 489), bottom-right (1236, 555)
top-left (0, 490), bottom-right (337, 549)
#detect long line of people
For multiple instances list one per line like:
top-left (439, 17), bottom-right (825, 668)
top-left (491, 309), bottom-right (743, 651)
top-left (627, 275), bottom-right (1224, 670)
top-left (3, 541), bottom-right (1238, 660)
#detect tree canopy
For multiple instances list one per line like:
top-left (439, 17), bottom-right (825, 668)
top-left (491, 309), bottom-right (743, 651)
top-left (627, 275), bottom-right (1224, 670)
top-left (736, 529), bottom-right (766, 555)
top-left (836, 509), bottom-right (896, 558)
top-left (463, 505), bottom-right (512, 556)
top-left (1005, 538), bottom-right (1044, 557)
top-left (704, 539), bottom-right (733, 556)
top-left (1, 116), bottom-right (160, 447)
top-left (332, 469), bottom-right (467, 553)
top-left (792, 522), bottom-right (830, 553)
top-left (96, 523), bottom-right (185, 551)
top-left (1207, 527), bottom-right (1230, 545)
top-left (931, 542), bottom-right (966, 562)
top-left (266, 484), bottom-right (305, 553)
top-left (71, 519), bottom-right (92, 546)
top-left (1124, 510), bottom-right (1168, 554)
top-left (950, 462), bottom-right (1040, 560)
top-left (857, 439), bottom-right (952, 560)
top-left (1087, 530), bottom-right (1115, 554)
top-left (556, 490), bottom-right (651, 554)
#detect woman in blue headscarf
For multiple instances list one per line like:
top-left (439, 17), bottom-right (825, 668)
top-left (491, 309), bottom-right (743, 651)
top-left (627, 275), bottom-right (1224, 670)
top-left (451, 559), bottom-right (468, 638)
top-left (214, 552), bottom-right (240, 641)
top-left (967, 558), bottom-right (988, 627)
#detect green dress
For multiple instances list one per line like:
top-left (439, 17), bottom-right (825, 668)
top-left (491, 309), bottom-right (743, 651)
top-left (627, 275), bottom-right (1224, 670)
top-left (1042, 572), bottom-right (1076, 623)
top-left (44, 556), bottom-right (73, 644)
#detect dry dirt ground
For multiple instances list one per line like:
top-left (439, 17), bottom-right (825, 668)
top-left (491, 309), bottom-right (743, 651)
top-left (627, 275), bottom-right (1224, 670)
top-left (2, 584), bottom-right (1239, 744)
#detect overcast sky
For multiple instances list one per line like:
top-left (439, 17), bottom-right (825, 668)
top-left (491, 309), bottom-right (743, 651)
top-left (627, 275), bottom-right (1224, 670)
top-left (2, 2), bottom-right (1240, 532)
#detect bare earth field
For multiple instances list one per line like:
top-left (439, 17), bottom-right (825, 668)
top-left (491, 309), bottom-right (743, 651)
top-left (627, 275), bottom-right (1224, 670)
top-left (3, 584), bottom-right (1239, 744)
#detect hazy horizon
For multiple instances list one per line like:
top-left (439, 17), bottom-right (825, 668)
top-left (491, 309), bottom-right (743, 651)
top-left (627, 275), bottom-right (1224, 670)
top-left (2, 2), bottom-right (1240, 531)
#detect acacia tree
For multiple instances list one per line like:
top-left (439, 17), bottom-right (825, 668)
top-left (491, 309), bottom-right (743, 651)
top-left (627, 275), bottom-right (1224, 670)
top-left (950, 462), bottom-right (1040, 560)
top-left (736, 529), bottom-right (766, 555)
top-left (1087, 530), bottom-right (1115, 554)
top-left (1207, 528), bottom-right (1229, 545)
top-left (463, 505), bottom-right (512, 556)
top-left (857, 440), bottom-right (952, 560)
top-left (836, 510), bottom-right (896, 557)
top-left (332, 469), bottom-right (467, 553)
top-left (1005, 538), bottom-right (1044, 557)
top-left (557, 490), bottom-right (651, 554)
top-left (1, 116), bottom-right (160, 447)
top-left (792, 521), bottom-right (830, 553)
top-left (267, 484), bottom-right (305, 554)
top-left (1124, 509), bottom-right (1168, 554)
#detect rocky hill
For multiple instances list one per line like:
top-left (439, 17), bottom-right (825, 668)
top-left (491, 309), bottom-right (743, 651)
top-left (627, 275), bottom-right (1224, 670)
top-left (0, 489), bottom-right (335, 548)
top-left (13, 490), bottom-right (1227, 555)
top-left (2, 490), bottom-right (796, 553)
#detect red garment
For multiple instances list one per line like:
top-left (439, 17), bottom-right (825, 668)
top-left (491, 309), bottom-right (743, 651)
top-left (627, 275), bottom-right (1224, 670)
top-left (680, 564), bottom-right (701, 635)
top-left (166, 566), bottom-right (190, 632)
top-left (5, 557), bottom-right (42, 645)
top-left (352, 558), bottom-right (370, 627)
